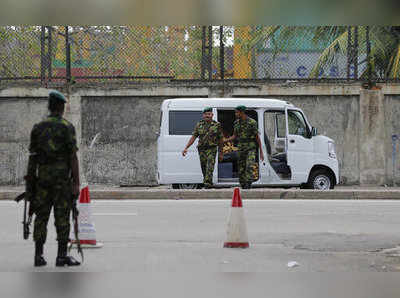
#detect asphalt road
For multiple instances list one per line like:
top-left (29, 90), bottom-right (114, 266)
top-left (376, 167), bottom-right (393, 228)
top-left (2, 199), bottom-right (400, 272)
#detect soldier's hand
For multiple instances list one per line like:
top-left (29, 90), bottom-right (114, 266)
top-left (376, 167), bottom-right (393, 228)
top-left (182, 149), bottom-right (188, 157)
top-left (260, 151), bottom-right (264, 161)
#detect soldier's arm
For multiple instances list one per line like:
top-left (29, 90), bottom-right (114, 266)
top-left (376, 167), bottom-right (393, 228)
top-left (224, 123), bottom-right (237, 143)
top-left (218, 135), bottom-right (224, 151)
top-left (182, 135), bottom-right (196, 157)
top-left (217, 124), bottom-right (224, 161)
top-left (26, 154), bottom-right (37, 179)
top-left (25, 126), bottom-right (38, 202)
top-left (182, 123), bottom-right (200, 156)
top-left (71, 152), bottom-right (80, 196)
top-left (225, 120), bottom-right (239, 143)
top-left (67, 124), bottom-right (80, 195)
top-left (224, 134), bottom-right (236, 143)
top-left (25, 154), bottom-right (38, 202)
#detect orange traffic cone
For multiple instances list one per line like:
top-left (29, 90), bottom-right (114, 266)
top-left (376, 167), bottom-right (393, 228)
top-left (72, 186), bottom-right (103, 248)
top-left (224, 187), bottom-right (249, 248)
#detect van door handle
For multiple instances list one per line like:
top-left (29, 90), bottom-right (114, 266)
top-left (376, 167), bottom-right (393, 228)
top-left (290, 139), bottom-right (295, 143)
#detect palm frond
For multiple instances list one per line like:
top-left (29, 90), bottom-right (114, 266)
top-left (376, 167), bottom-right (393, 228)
top-left (309, 30), bottom-right (348, 78)
top-left (242, 26), bottom-right (280, 53)
top-left (387, 44), bottom-right (400, 78)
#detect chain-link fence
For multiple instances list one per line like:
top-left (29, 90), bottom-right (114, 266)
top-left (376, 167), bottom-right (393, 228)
top-left (1, 26), bottom-right (400, 84)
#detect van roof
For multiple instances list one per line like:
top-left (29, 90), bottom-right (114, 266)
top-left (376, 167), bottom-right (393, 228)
top-left (163, 98), bottom-right (293, 110)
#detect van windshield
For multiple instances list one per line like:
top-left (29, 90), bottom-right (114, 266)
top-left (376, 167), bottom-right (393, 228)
top-left (288, 110), bottom-right (309, 138)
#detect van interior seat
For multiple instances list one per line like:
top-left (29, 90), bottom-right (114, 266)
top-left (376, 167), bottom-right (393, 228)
top-left (270, 152), bottom-right (287, 163)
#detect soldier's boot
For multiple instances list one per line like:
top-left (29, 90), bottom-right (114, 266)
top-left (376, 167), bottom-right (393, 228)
top-left (34, 241), bottom-right (47, 267)
top-left (241, 183), bottom-right (251, 189)
top-left (55, 241), bottom-right (81, 267)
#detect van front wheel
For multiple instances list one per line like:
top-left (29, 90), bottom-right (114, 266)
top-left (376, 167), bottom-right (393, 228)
top-left (172, 184), bottom-right (199, 189)
top-left (307, 169), bottom-right (334, 190)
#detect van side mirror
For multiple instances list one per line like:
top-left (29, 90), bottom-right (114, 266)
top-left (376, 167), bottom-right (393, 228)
top-left (312, 127), bottom-right (318, 136)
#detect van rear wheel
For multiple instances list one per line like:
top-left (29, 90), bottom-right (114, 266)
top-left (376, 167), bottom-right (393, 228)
top-left (306, 169), bottom-right (334, 190)
top-left (172, 184), bottom-right (199, 189)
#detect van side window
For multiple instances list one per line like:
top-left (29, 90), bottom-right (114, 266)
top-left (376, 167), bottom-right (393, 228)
top-left (288, 110), bottom-right (308, 137)
top-left (169, 111), bottom-right (203, 135)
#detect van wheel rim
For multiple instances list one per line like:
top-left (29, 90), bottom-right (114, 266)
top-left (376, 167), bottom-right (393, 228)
top-left (313, 175), bottom-right (330, 190)
top-left (179, 184), bottom-right (197, 189)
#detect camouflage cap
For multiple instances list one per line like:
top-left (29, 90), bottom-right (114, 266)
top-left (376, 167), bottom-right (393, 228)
top-left (203, 107), bottom-right (212, 113)
top-left (235, 105), bottom-right (246, 111)
top-left (49, 90), bottom-right (67, 103)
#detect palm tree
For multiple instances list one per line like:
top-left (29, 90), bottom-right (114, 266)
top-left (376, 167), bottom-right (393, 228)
top-left (240, 26), bottom-right (400, 80)
top-left (310, 26), bottom-right (400, 79)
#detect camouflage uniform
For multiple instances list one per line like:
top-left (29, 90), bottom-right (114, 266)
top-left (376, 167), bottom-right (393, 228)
top-left (192, 120), bottom-right (223, 187)
top-left (234, 117), bottom-right (258, 188)
top-left (29, 115), bottom-right (78, 244)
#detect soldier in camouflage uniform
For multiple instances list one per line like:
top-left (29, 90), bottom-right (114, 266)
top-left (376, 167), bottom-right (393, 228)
top-left (27, 90), bottom-right (81, 267)
top-left (182, 107), bottom-right (223, 188)
top-left (225, 105), bottom-right (264, 189)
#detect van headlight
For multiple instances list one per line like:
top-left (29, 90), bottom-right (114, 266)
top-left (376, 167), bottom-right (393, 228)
top-left (328, 141), bottom-right (336, 159)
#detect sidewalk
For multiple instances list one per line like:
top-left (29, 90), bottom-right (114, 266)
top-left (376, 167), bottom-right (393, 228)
top-left (1, 185), bottom-right (400, 200)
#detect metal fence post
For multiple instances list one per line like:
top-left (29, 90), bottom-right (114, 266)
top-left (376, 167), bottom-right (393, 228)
top-left (354, 26), bottom-right (358, 80)
top-left (366, 26), bottom-right (372, 84)
top-left (201, 26), bottom-right (206, 80)
top-left (40, 26), bottom-right (46, 85)
top-left (219, 26), bottom-right (224, 80)
top-left (47, 26), bottom-right (53, 82)
top-left (208, 26), bottom-right (212, 80)
top-left (65, 26), bottom-right (71, 83)
top-left (347, 26), bottom-right (352, 80)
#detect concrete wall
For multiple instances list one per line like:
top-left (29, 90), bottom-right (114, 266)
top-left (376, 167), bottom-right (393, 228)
top-left (1, 83), bottom-right (399, 186)
top-left (385, 95), bottom-right (400, 185)
top-left (81, 96), bottom-right (166, 185)
top-left (0, 97), bottom-right (47, 185)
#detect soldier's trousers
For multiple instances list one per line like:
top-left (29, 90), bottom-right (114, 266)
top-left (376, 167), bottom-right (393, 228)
top-left (238, 148), bottom-right (256, 187)
top-left (33, 182), bottom-right (72, 244)
top-left (198, 147), bottom-right (217, 187)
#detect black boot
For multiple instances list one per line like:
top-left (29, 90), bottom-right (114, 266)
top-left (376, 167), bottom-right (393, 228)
top-left (34, 242), bottom-right (47, 267)
top-left (55, 241), bottom-right (81, 267)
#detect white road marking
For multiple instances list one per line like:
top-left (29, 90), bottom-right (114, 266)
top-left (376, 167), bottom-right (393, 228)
top-left (92, 213), bottom-right (138, 216)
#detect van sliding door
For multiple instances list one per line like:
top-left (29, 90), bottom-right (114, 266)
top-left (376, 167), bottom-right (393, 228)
top-left (160, 110), bottom-right (203, 184)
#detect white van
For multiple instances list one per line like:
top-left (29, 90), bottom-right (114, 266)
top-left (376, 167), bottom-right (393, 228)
top-left (157, 98), bottom-right (339, 190)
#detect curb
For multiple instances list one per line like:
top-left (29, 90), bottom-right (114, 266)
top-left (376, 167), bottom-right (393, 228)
top-left (2, 189), bottom-right (400, 200)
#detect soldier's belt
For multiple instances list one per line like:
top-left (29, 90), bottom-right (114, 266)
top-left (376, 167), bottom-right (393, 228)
top-left (37, 158), bottom-right (69, 166)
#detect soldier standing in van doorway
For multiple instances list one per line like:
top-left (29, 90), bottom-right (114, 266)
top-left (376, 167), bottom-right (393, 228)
top-left (225, 105), bottom-right (264, 189)
top-left (182, 107), bottom-right (224, 189)
top-left (27, 90), bottom-right (81, 267)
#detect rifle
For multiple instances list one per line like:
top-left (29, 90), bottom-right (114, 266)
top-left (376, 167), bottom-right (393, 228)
top-left (14, 192), bottom-right (33, 240)
top-left (17, 152), bottom-right (38, 240)
top-left (69, 193), bottom-right (84, 263)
